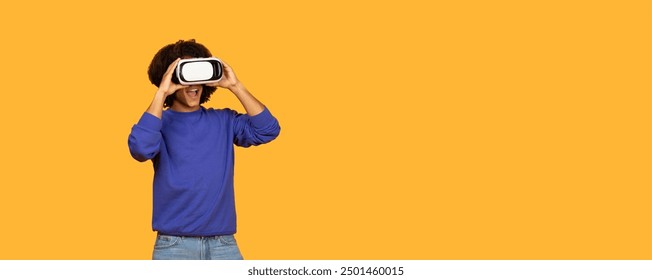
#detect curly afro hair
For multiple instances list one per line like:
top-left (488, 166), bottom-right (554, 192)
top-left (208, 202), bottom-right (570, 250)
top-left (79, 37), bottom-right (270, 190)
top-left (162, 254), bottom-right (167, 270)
top-left (148, 39), bottom-right (217, 108)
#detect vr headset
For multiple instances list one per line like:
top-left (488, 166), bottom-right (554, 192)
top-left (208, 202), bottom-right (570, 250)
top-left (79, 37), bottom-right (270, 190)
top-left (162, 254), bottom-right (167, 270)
top-left (173, 57), bottom-right (223, 85)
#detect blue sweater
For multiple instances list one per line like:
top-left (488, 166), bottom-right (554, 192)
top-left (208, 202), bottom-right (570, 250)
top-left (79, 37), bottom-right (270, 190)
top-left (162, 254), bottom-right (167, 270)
top-left (128, 106), bottom-right (280, 236)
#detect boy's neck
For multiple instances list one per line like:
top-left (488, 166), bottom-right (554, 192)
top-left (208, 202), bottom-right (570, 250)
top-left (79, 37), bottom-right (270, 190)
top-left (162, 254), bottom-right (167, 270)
top-left (170, 104), bottom-right (201, 112)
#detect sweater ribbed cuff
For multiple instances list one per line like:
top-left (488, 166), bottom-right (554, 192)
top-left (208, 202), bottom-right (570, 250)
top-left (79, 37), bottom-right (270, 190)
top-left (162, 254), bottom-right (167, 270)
top-left (138, 112), bottom-right (163, 131)
top-left (249, 107), bottom-right (276, 128)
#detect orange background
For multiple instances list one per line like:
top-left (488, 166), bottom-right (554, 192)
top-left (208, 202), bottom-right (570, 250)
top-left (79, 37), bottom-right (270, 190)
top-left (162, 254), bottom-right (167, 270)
top-left (0, 0), bottom-right (650, 259)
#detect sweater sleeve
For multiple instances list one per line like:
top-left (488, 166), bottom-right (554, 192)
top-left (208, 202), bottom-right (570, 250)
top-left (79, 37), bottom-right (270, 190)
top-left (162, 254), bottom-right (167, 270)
top-left (128, 112), bottom-right (163, 162)
top-left (231, 107), bottom-right (281, 147)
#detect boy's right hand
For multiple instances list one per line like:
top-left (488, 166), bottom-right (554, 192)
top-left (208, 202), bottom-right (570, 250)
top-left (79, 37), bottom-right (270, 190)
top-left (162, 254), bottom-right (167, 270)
top-left (157, 58), bottom-right (188, 96)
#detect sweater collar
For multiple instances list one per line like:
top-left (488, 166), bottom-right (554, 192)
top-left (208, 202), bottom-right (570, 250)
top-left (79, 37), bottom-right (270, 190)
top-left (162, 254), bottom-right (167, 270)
top-left (164, 106), bottom-right (204, 120)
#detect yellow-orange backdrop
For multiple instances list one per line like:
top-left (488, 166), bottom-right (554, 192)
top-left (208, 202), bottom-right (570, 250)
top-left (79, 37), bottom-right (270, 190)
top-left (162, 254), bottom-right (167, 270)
top-left (0, 0), bottom-right (650, 259)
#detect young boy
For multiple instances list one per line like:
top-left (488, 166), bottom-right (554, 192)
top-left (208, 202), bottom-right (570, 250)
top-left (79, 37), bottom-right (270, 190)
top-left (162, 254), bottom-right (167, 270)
top-left (128, 40), bottom-right (281, 260)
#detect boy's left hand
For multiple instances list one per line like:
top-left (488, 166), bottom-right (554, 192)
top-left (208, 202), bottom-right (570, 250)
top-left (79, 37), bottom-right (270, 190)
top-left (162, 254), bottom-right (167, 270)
top-left (206, 60), bottom-right (240, 90)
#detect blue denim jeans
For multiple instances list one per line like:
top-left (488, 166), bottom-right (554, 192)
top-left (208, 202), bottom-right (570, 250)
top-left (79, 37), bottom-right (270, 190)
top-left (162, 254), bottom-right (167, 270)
top-left (152, 233), bottom-right (244, 260)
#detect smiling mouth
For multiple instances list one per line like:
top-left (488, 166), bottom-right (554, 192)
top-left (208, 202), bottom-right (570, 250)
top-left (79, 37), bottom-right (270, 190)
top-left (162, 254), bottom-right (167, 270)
top-left (187, 88), bottom-right (200, 97)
